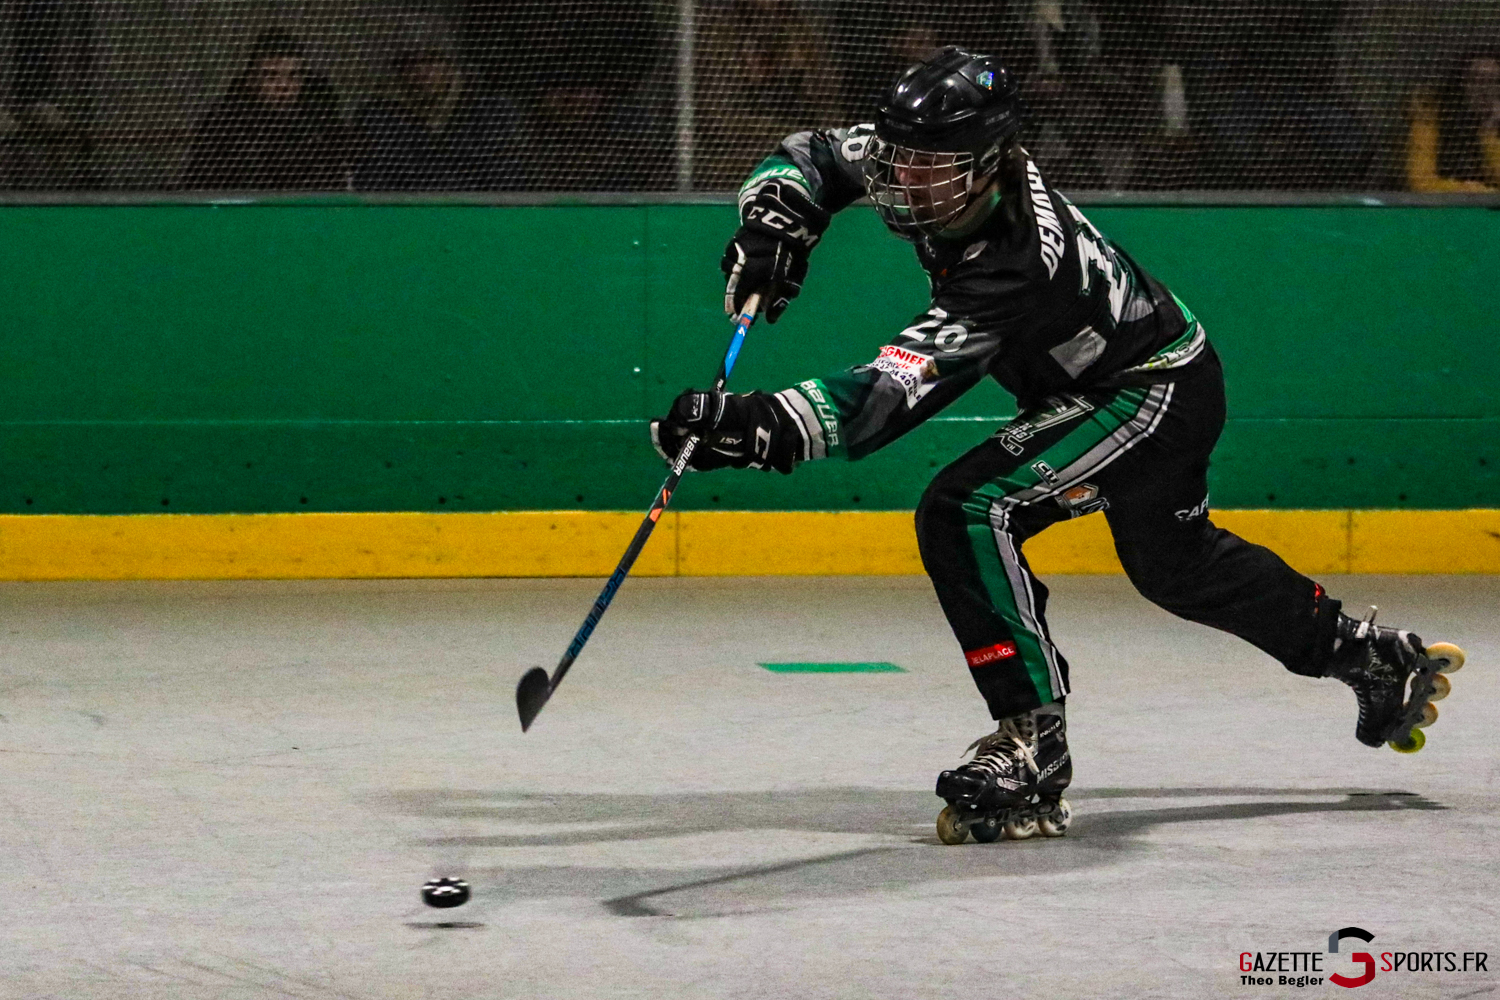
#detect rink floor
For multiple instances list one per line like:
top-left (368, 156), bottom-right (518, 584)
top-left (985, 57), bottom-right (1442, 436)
top-left (2, 574), bottom-right (1496, 999)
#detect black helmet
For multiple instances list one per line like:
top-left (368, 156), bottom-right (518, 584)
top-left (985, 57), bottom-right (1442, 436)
top-left (867, 47), bottom-right (1025, 240)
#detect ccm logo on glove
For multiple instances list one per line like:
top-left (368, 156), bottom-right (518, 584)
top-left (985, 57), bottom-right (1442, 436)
top-left (723, 179), bottom-right (831, 324)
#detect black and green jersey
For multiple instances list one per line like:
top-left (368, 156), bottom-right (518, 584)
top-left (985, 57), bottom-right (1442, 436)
top-left (747, 126), bottom-right (1207, 465)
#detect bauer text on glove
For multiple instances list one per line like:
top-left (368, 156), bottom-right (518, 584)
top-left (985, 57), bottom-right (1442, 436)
top-left (649, 389), bottom-right (802, 474)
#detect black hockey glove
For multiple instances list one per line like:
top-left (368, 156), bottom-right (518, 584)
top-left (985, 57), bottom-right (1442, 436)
top-left (650, 388), bottom-right (799, 474)
top-left (722, 179), bottom-right (831, 324)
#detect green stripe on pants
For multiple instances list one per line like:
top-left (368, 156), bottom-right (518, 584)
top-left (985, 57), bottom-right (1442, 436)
top-left (960, 387), bottom-right (1153, 704)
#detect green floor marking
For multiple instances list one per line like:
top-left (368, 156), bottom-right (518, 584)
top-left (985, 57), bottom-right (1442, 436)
top-left (759, 662), bottom-right (906, 673)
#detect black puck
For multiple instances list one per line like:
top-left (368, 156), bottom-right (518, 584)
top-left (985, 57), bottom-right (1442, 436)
top-left (422, 877), bottom-right (470, 908)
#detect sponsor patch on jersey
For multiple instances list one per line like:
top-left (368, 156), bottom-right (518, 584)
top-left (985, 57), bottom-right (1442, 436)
top-left (865, 345), bottom-right (937, 408)
top-left (966, 641), bottom-right (1018, 668)
top-left (1062, 484), bottom-right (1098, 505)
top-left (1059, 483), bottom-right (1110, 517)
top-left (1027, 159), bottom-right (1067, 280)
top-left (962, 240), bottom-right (988, 262)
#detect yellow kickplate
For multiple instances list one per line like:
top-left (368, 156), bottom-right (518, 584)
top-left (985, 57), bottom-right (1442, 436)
top-left (677, 510), bottom-right (923, 576)
top-left (1351, 509), bottom-right (1500, 574)
top-left (0, 511), bottom-right (678, 580)
top-left (0, 509), bottom-right (1493, 580)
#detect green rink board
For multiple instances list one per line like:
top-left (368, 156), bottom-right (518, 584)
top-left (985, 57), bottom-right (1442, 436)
top-left (0, 203), bottom-right (1494, 513)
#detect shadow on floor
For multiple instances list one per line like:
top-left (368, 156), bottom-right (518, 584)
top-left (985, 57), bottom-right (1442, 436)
top-left (383, 786), bottom-right (1443, 917)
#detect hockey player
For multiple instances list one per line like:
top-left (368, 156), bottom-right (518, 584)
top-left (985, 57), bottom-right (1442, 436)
top-left (651, 48), bottom-right (1465, 844)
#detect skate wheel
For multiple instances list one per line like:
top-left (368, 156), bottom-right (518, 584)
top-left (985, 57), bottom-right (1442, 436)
top-left (1416, 702), bottom-right (1438, 728)
top-left (1004, 816), bottom-right (1038, 840)
top-left (1038, 798), bottom-right (1072, 838)
top-left (1389, 728), bottom-right (1425, 754)
top-left (1426, 642), bottom-right (1465, 674)
top-left (971, 816), bottom-right (1003, 843)
top-left (1429, 673), bottom-right (1451, 702)
top-left (936, 806), bottom-right (970, 845)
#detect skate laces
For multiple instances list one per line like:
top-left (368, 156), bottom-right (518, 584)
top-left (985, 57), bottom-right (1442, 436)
top-left (1333, 607), bottom-right (1420, 686)
top-left (1330, 607), bottom-right (1425, 745)
top-left (964, 715), bottom-right (1038, 777)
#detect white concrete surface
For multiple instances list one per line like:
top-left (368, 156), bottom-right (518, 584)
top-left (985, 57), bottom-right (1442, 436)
top-left (1, 575), bottom-right (1495, 999)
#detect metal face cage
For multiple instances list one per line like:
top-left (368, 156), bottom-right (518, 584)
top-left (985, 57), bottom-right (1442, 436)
top-left (865, 138), bottom-right (978, 239)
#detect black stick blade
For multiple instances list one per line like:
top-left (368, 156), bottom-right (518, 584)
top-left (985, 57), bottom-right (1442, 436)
top-left (516, 667), bottom-right (553, 731)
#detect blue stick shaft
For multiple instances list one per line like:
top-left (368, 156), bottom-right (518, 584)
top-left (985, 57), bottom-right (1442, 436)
top-left (544, 294), bottom-right (761, 699)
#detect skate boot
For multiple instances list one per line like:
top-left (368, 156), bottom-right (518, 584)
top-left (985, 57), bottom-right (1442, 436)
top-left (934, 703), bottom-right (1072, 845)
top-left (1325, 607), bottom-right (1466, 753)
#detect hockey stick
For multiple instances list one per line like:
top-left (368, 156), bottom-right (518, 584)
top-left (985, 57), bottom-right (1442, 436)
top-left (516, 292), bottom-right (762, 731)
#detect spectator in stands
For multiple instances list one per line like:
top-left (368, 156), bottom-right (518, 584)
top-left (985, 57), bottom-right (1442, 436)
top-left (694, 0), bottom-right (842, 189)
top-left (0, 100), bottom-right (95, 189)
top-left (1408, 49), bottom-right (1500, 193)
top-left (183, 29), bottom-right (348, 190)
top-left (829, 2), bottom-right (1010, 121)
top-left (464, 1), bottom-right (671, 190)
top-left (522, 80), bottom-right (673, 191)
top-left (0, 0), bottom-right (98, 191)
top-left (353, 47), bottom-right (524, 191)
top-left (825, 1), bottom-right (1147, 188)
top-left (1014, 0), bottom-right (1152, 190)
top-left (1181, 0), bottom-right (1372, 189)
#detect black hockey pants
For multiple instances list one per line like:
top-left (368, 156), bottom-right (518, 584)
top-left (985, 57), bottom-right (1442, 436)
top-left (915, 345), bottom-right (1342, 719)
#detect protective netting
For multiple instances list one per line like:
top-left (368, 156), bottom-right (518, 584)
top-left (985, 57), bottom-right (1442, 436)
top-left (0, 1), bottom-right (1497, 195)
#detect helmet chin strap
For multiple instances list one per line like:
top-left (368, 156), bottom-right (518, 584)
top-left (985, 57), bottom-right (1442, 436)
top-left (934, 176), bottom-right (1001, 240)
